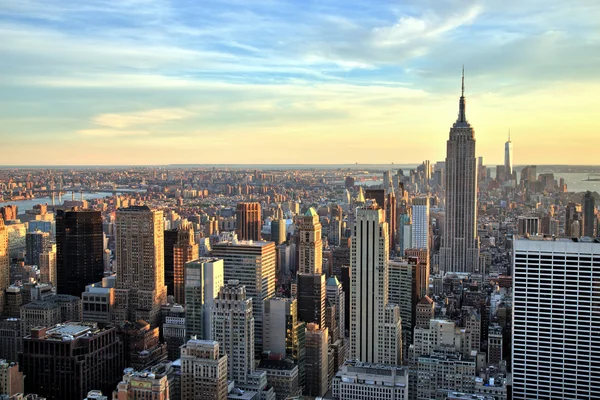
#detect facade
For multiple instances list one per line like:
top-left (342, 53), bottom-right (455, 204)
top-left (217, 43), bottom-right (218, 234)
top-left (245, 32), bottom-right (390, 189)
top-left (512, 237), bottom-right (600, 399)
top-left (114, 206), bottom-right (167, 327)
top-left (296, 273), bottom-right (325, 328)
top-left (184, 258), bottom-right (224, 340)
top-left (20, 295), bottom-right (83, 337)
top-left (211, 280), bottom-right (254, 384)
top-left (38, 245), bottom-right (56, 287)
top-left (325, 276), bottom-right (345, 340)
top-left (517, 216), bottom-right (540, 236)
top-left (271, 219), bottom-right (287, 245)
top-left (113, 369), bottom-right (169, 400)
top-left (487, 325), bottom-right (503, 366)
top-left (180, 339), bottom-right (228, 400)
top-left (19, 323), bottom-right (124, 400)
top-left (304, 324), bottom-right (328, 397)
top-left (439, 72), bottom-right (480, 273)
top-left (161, 304), bottom-right (186, 360)
top-left (164, 223), bottom-right (198, 304)
top-left (350, 206), bottom-right (401, 365)
top-left (55, 209), bottom-right (103, 297)
top-left (257, 359), bottom-right (299, 400)
top-left (415, 296), bottom-right (435, 328)
top-left (0, 320), bottom-right (21, 363)
top-left (331, 361), bottom-right (409, 400)
top-left (298, 208), bottom-right (323, 274)
top-left (235, 202), bottom-right (262, 241)
top-left (583, 191), bottom-right (596, 237)
top-left (212, 240), bottom-right (276, 355)
top-left (388, 258), bottom-right (413, 358)
top-left (82, 282), bottom-right (114, 324)
top-left (411, 197), bottom-right (430, 250)
top-left (117, 320), bottom-right (167, 372)
top-left (416, 352), bottom-right (476, 400)
top-left (25, 230), bottom-right (49, 267)
top-left (0, 220), bottom-right (8, 314)
top-left (0, 360), bottom-right (23, 397)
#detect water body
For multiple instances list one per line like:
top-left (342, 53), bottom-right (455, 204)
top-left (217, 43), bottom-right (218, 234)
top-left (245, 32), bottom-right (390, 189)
top-left (4, 192), bottom-right (115, 215)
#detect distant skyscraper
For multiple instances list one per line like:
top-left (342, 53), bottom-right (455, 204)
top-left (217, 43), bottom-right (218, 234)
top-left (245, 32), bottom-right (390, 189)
top-left (512, 237), bottom-right (600, 399)
top-left (350, 206), bottom-right (402, 365)
top-left (212, 240), bottom-right (276, 355)
top-left (56, 209), bottom-right (103, 297)
top-left (298, 208), bottom-right (323, 274)
top-left (165, 223), bottom-right (199, 304)
top-left (185, 258), bottom-right (224, 340)
top-left (180, 339), bottom-right (228, 400)
top-left (326, 276), bottom-right (345, 341)
top-left (297, 273), bottom-right (326, 328)
top-left (271, 218), bottom-right (287, 245)
top-left (0, 220), bottom-right (8, 313)
top-left (236, 202), bottom-right (262, 241)
top-left (439, 69), bottom-right (480, 272)
top-left (504, 130), bottom-right (513, 178)
top-left (25, 230), bottom-right (49, 267)
top-left (211, 279), bottom-right (254, 384)
top-left (583, 191), bottom-right (596, 237)
top-left (39, 244), bottom-right (57, 286)
top-left (411, 197), bottom-right (430, 250)
top-left (114, 206), bottom-right (167, 327)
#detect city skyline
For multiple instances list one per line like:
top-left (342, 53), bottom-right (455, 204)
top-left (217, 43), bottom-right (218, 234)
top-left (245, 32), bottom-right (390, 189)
top-left (2, 1), bottom-right (600, 165)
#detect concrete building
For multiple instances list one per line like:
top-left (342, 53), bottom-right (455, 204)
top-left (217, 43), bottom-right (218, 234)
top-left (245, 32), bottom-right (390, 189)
top-left (19, 323), bottom-right (124, 400)
top-left (113, 369), bottom-right (169, 400)
top-left (439, 70), bottom-right (480, 272)
top-left (256, 359), bottom-right (299, 400)
top-left (161, 304), bottom-right (186, 361)
top-left (25, 230), bottom-right (49, 267)
top-left (0, 220), bottom-right (9, 314)
top-left (185, 258), bottom-right (224, 340)
top-left (0, 360), bottom-right (23, 397)
top-left (298, 208), bottom-right (322, 274)
top-left (0, 320), bottom-right (21, 363)
top-left (304, 324), bottom-right (328, 397)
top-left (487, 325), bottom-right (503, 366)
top-left (38, 245), bottom-right (56, 287)
top-left (416, 352), bottom-right (476, 400)
top-left (164, 223), bottom-right (199, 304)
top-left (114, 206), bottom-right (167, 327)
top-left (350, 206), bottom-right (401, 365)
top-left (117, 320), bottom-right (167, 372)
top-left (331, 361), bottom-right (408, 400)
top-left (212, 240), bottom-right (276, 355)
top-left (82, 281), bottom-right (114, 324)
top-left (583, 191), bottom-right (597, 237)
top-left (296, 273), bottom-right (325, 329)
top-left (415, 296), bottom-right (435, 329)
top-left (271, 219), bottom-right (287, 245)
top-left (512, 237), bottom-right (600, 399)
top-left (181, 339), bottom-right (228, 400)
top-left (517, 216), bottom-right (540, 236)
top-left (236, 202), bottom-right (262, 241)
top-left (20, 295), bottom-right (82, 337)
top-left (211, 280), bottom-right (254, 385)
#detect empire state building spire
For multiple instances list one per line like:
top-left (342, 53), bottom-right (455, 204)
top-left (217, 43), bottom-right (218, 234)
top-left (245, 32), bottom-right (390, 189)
top-left (458, 65), bottom-right (466, 123)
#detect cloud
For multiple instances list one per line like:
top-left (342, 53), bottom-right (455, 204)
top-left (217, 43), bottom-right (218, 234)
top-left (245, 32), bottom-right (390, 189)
top-left (92, 108), bottom-right (195, 129)
top-left (78, 129), bottom-right (150, 137)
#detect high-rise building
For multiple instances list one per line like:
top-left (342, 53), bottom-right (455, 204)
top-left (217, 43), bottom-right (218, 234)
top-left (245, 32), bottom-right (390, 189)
top-left (504, 130), bottom-right (513, 178)
top-left (56, 209), bottom-right (104, 297)
top-left (161, 304), bottom-right (186, 360)
top-left (517, 216), bottom-right (540, 236)
top-left (184, 258), bottom-right (224, 340)
top-left (180, 339), bottom-right (228, 400)
top-left (439, 70), bottom-right (480, 273)
top-left (331, 361), bottom-right (409, 400)
top-left (565, 202), bottom-right (582, 237)
top-left (0, 359), bottom-right (24, 397)
top-left (113, 369), bottom-right (169, 400)
top-left (25, 230), bottom-right (49, 267)
top-left (211, 280), bottom-right (254, 384)
top-left (583, 191), bottom-right (596, 237)
top-left (19, 323), bottom-right (124, 400)
top-left (117, 320), bottom-right (167, 372)
top-left (350, 206), bottom-right (401, 365)
top-left (0, 220), bottom-right (8, 314)
top-left (0, 319), bottom-right (22, 363)
top-left (38, 244), bottom-right (56, 287)
top-left (487, 324), bottom-right (503, 366)
top-left (411, 197), bottom-right (430, 250)
top-left (271, 218), bottom-right (287, 245)
top-left (297, 273), bottom-right (325, 328)
top-left (114, 206), bottom-right (167, 327)
top-left (164, 223), bottom-right (199, 304)
top-left (415, 296), bottom-right (435, 328)
top-left (212, 240), bottom-right (276, 355)
top-left (298, 208), bottom-right (323, 274)
top-left (326, 276), bottom-right (345, 340)
top-left (512, 237), bottom-right (600, 399)
top-left (82, 281), bottom-right (115, 324)
top-left (304, 323), bottom-right (329, 397)
top-left (235, 202), bottom-right (262, 241)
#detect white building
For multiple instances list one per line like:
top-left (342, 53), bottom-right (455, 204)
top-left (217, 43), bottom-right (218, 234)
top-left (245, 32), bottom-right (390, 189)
top-left (331, 361), bottom-right (408, 400)
top-left (411, 197), bottom-right (430, 250)
top-left (184, 258), bottom-right (224, 340)
top-left (512, 237), bottom-right (600, 399)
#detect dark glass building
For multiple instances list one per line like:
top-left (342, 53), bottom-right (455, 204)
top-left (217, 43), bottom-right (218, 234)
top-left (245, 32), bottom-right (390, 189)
top-left (56, 209), bottom-right (103, 297)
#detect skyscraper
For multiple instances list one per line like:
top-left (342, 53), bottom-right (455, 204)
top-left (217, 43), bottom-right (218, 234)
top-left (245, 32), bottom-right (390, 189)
top-left (235, 202), bottom-right (262, 241)
top-left (439, 69), bottom-right (480, 272)
top-left (297, 273), bottom-right (326, 328)
top-left (180, 339), bottom-right (228, 400)
top-left (0, 220), bottom-right (8, 314)
top-left (25, 230), bottom-right (49, 267)
top-left (304, 323), bottom-right (329, 397)
top-left (211, 280), bottom-right (254, 384)
top-left (212, 240), bottom-right (276, 355)
top-left (271, 218), bottom-right (287, 245)
top-left (114, 206), bottom-right (167, 327)
top-left (350, 206), bottom-right (402, 365)
top-left (185, 258), bottom-right (224, 340)
top-left (504, 130), bottom-right (513, 178)
top-left (583, 191), bottom-right (596, 237)
top-left (512, 237), bottom-right (600, 399)
top-left (411, 197), bottom-right (430, 250)
top-left (298, 208), bottom-right (323, 274)
top-left (56, 209), bottom-right (104, 297)
top-left (165, 223), bottom-right (199, 304)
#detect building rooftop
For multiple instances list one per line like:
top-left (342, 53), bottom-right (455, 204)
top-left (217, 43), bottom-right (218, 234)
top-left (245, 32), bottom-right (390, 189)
top-left (304, 207), bottom-right (318, 217)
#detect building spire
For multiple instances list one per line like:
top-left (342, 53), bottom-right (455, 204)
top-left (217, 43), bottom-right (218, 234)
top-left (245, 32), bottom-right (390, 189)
top-left (458, 66), bottom-right (466, 123)
top-left (508, 129), bottom-right (511, 141)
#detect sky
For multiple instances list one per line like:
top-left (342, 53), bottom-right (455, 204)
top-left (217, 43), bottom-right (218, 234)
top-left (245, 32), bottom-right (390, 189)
top-left (1, 0), bottom-right (599, 165)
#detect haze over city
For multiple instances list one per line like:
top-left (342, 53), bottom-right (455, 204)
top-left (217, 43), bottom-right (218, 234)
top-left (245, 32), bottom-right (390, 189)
top-left (2, 0), bottom-right (600, 165)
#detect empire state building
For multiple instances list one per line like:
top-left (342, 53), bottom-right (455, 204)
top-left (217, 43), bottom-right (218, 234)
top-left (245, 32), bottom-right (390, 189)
top-left (439, 69), bottom-right (480, 272)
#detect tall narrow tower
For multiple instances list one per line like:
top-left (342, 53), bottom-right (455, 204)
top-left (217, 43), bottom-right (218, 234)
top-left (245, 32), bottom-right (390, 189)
top-left (0, 220), bottom-right (8, 314)
top-left (439, 68), bottom-right (480, 272)
top-left (298, 207), bottom-right (323, 274)
top-left (504, 130), bottom-right (513, 179)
